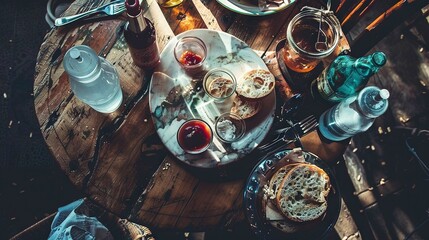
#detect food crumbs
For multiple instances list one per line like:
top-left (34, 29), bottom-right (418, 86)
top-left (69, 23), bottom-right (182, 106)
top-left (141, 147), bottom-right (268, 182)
top-left (8, 120), bottom-right (13, 128)
top-left (357, 175), bottom-right (361, 181)
top-left (29, 132), bottom-right (33, 138)
top-left (379, 178), bottom-right (386, 185)
top-left (144, 119), bottom-right (148, 122)
top-left (387, 126), bottom-right (391, 132)
top-left (371, 145), bottom-right (375, 151)
top-left (263, 184), bottom-right (275, 200)
top-left (3, 93), bottom-right (7, 98)
top-left (378, 127), bottom-right (383, 134)
top-left (162, 162), bottom-right (171, 171)
top-left (352, 148), bottom-right (358, 153)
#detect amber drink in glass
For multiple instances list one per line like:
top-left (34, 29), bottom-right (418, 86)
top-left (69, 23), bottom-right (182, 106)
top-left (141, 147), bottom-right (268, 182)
top-left (283, 9), bottom-right (340, 73)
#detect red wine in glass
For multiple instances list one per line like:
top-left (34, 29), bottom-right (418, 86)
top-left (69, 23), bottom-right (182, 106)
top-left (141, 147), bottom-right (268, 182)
top-left (177, 119), bottom-right (212, 154)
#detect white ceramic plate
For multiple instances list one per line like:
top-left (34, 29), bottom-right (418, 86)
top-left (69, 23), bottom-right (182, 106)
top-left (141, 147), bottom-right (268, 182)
top-left (216, 0), bottom-right (295, 16)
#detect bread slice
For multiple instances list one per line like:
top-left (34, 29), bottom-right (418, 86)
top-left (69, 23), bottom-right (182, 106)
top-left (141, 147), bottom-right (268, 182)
top-left (276, 164), bottom-right (331, 222)
top-left (230, 95), bottom-right (260, 120)
top-left (236, 69), bottom-right (275, 100)
top-left (268, 163), bottom-right (303, 199)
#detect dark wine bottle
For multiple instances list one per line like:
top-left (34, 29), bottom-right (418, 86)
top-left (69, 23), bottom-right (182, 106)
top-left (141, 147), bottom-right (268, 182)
top-left (124, 0), bottom-right (160, 69)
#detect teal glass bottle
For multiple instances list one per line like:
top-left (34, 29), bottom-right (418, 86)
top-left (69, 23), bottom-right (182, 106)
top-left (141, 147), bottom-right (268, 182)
top-left (311, 51), bottom-right (387, 102)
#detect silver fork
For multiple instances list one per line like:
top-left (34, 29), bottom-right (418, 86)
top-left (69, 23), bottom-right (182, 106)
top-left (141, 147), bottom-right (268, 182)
top-left (257, 115), bottom-right (319, 154)
top-left (55, 0), bottom-right (125, 27)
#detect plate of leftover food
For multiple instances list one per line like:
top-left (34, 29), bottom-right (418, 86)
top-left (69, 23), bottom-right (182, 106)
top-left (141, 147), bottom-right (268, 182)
top-left (149, 29), bottom-right (276, 168)
top-left (243, 148), bottom-right (341, 239)
top-left (216, 0), bottom-right (295, 16)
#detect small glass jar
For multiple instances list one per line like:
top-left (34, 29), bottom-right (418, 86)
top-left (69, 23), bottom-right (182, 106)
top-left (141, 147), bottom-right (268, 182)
top-left (174, 36), bottom-right (207, 75)
top-left (214, 113), bottom-right (246, 143)
top-left (203, 68), bottom-right (236, 102)
top-left (177, 119), bottom-right (213, 154)
top-left (282, 9), bottom-right (340, 73)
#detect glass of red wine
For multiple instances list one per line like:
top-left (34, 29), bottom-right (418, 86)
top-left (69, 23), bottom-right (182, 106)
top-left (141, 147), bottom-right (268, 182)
top-left (177, 119), bottom-right (213, 154)
top-left (174, 36), bottom-right (207, 75)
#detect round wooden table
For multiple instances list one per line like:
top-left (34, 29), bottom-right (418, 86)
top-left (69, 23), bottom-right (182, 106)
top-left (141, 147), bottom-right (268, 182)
top-left (33, 0), bottom-right (348, 232)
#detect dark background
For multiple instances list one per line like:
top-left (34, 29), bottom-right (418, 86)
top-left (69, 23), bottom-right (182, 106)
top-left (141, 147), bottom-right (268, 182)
top-left (0, 1), bottom-right (82, 239)
top-left (1, 0), bottom-right (429, 239)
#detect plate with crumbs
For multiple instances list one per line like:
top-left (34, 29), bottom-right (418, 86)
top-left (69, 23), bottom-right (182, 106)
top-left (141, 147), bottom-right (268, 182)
top-left (243, 149), bottom-right (341, 239)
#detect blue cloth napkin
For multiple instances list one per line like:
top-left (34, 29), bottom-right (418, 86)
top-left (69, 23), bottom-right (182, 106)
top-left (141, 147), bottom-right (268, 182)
top-left (48, 199), bottom-right (114, 240)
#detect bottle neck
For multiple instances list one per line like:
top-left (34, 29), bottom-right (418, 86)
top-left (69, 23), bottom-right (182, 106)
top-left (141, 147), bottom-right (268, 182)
top-left (127, 11), bottom-right (148, 33)
top-left (353, 52), bottom-right (386, 77)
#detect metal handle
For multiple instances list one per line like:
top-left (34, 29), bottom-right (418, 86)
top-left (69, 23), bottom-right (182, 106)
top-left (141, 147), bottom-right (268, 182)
top-left (54, 0), bottom-right (122, 27)
top-left (55, 6), bottom-right (104, 26)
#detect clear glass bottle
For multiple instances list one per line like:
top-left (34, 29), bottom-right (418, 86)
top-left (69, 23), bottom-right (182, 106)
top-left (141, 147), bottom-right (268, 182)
top-left (318, 86), bottom-right (390, 141)
top-left (63, 45), bottom-right (123, 113)
top-left (312, 51), bottom-right (387, 102)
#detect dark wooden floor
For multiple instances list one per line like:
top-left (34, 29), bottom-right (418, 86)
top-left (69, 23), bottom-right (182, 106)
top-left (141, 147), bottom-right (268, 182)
top-left (1, 1), bottom-right (429, 239)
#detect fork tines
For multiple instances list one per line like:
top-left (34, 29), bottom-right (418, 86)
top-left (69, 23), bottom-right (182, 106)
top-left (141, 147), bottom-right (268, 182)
top-left (296, 115), bottom-right (319, 135)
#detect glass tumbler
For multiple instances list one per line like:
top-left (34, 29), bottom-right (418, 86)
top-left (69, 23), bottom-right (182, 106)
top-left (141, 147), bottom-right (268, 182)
top-left (177, 119), bottom-right (213, 154)
top-left (203, 68), bottom-right (236, 102)
top-left (282, 9), bottom-right (340, 73)
top-left (215, 113), bottom-right (246, 143)
top-left (174, 36), bottom-right (207, 75)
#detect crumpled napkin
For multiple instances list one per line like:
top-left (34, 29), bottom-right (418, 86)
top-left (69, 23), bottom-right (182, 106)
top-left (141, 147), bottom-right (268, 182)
top-left (48, 199), bottom-right (114, 240)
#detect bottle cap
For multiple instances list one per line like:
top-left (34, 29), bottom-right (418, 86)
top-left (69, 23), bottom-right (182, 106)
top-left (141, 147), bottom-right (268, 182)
top-left (358, 86), bottom-right (389, 118)
top-left (63, 45), bottom-right (100, 82)
top-left (372, 52), bottom-right (387, 67)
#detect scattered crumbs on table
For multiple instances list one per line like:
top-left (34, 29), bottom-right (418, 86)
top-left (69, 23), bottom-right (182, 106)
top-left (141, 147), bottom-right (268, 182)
top-left (8, 120), bottom-right (13, 128)
top-left (371, 145), bottom-right (375, 151)
top-left (162, 162), bottom-right (171, 171)
top-left (352, 148), bottom-right (358, 153)
top-left (29, 132), bottom-right (33, 138)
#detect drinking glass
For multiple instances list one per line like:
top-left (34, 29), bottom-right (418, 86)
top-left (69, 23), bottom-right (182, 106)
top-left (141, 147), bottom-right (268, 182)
top-left (203, 68), bottom-right (236, 102)
top-left (174, 36), bottom-right (207, 75)
top-left (282, 9), bottom-right (340, 73)
top-left (214, 113), bottom-right (246, 143)
top-left (177, 119), bottom-right (213, 154)
top-left (157, 0), bottom-right (183, 8)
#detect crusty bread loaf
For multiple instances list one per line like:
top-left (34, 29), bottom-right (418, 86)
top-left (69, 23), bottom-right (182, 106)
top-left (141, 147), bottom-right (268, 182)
top-left (236, 69), bottom-right (275, 100)
top-left (276, 164), bottom-right (331, 222)
top-left (230, 95), bottom-right (260, 120)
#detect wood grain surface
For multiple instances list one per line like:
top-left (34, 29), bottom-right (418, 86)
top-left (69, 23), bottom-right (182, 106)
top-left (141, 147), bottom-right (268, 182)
top-left (33, 0), bottom-right (349, 232)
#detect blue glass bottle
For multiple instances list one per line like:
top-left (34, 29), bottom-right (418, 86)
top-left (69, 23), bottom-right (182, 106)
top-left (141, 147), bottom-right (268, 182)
top-left (311, 51), bottom-right (387, 102)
